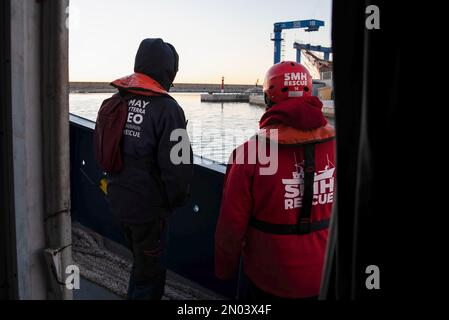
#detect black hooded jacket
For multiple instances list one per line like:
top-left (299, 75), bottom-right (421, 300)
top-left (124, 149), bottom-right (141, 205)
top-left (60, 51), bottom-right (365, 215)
top-left (107, 38), bottom-right (193, 224)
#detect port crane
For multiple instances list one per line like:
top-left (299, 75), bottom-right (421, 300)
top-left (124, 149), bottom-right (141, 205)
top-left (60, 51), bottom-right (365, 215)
top-left (293, 42), bottom-right (332, 63)
top-left (272, 19), bottom-right (325, 64)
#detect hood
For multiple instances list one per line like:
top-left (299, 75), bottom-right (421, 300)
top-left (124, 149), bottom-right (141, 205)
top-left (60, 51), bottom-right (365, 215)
top-left (134, 38), bottom-right (179, 91)
top-left (258, 96), bottom-right (334, 145)
top-left (259, 96), bottom-right (327, 130)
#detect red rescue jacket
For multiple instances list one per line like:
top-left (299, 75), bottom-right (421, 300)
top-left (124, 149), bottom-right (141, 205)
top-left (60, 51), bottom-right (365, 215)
top-left (215, 96), bottom-right (336, 298)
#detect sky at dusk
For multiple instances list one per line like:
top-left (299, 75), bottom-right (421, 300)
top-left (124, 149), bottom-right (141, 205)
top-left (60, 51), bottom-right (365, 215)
top-left (69, 0), bottom-right (332, 84)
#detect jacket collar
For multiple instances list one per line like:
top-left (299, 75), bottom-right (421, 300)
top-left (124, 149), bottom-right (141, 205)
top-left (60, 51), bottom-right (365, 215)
top-left (258, 123), bottom-right (335, 145)
top-left (110, 73), bottom-right (169, 96)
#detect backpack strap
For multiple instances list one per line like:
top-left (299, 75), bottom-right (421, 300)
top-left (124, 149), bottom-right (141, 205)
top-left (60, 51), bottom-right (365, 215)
top-left (249, 217), bottom-right (329, 235)
top-left (115, 91), bottom-right (134, 101)
top-left (297, 143), bottom-right (316, 234)
top-left (248, 142), bottom-right (329, 235)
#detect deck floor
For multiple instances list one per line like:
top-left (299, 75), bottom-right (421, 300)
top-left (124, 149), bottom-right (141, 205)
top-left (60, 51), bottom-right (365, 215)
top-left (72, 222), bottom-right (223, 300)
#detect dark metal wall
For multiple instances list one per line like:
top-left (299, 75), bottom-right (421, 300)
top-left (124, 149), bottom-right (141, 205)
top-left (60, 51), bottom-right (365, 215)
top-left (321, 1), bottom-right (430, 299)
top-left (0, 0), bottom-right (14, 300)
top-left (69, 115), bottom-right (236, 298)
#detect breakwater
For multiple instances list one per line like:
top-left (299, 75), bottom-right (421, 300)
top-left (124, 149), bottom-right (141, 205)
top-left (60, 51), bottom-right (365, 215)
top-left (70, 82), bottom-right (256, 93)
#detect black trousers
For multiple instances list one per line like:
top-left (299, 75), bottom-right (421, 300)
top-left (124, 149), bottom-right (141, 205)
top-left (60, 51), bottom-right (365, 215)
top-left (122, 219), bottom-right (167, 300)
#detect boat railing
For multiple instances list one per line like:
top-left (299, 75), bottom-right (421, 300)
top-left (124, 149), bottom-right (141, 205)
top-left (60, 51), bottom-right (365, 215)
top-left (69, 113), bottom-right (235, 298)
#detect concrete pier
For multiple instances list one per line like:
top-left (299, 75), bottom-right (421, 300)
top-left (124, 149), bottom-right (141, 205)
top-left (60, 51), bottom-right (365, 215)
top-left (249, 95), bottom-right (335, 118)
top-left (249, 94), bottom-right (266, 106)
top-left (200, 93), bottom-right (249, 103)
top-left (322, 100), bottom-right (335, 117)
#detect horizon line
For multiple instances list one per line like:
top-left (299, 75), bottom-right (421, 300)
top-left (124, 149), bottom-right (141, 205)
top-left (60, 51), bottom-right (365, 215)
top-left (69, 81), bottom-right (259, 86)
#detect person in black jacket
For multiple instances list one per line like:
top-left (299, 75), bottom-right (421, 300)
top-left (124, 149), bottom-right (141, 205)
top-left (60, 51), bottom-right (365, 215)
top-left (106, 38), bottom-right (193, 300)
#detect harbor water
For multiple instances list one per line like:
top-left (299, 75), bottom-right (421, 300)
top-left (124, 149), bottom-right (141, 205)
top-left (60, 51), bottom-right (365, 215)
top-left (70, 92), bottom-right (333, 164)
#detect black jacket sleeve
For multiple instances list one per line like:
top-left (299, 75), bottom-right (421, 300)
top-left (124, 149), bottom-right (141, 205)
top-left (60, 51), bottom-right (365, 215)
top-left (156, 99), bottom-right (194, 209)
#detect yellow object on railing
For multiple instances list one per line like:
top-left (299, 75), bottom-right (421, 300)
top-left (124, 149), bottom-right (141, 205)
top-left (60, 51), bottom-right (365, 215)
top-left (99, 178), bottom-right (108, 195)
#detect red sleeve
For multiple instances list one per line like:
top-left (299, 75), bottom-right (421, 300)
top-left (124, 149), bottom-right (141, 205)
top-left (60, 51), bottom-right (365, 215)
top-left (215, 144), bottom-right (255, 280)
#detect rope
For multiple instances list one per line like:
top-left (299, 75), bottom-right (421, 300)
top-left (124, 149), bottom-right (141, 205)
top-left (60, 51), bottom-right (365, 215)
top-left (72, 223), bottom-right (221, 300)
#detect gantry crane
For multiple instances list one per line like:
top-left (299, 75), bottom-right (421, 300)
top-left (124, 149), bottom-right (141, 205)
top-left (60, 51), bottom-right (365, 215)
top-left (293, 42), bottom-right (332, 63)
top-left (272, 19), bottom-right (325, 64)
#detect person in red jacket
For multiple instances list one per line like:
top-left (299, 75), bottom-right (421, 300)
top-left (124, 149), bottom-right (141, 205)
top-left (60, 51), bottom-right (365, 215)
top-left (215, 61), bottom-right (336, 300)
